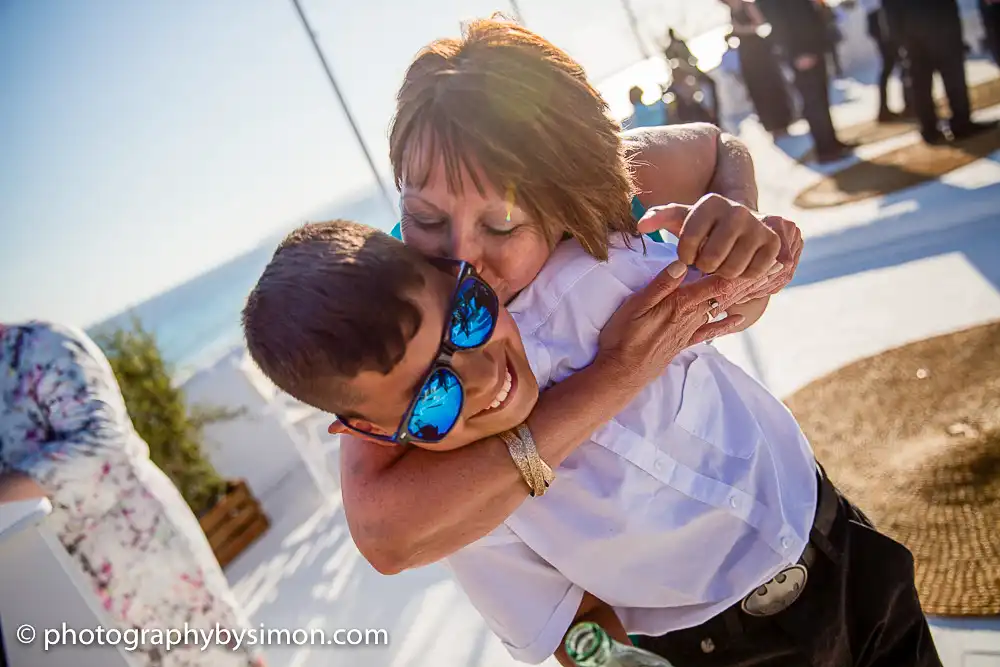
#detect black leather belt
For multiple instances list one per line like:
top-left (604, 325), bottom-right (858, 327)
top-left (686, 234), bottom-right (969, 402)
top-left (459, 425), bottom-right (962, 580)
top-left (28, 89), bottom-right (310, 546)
top-left (740, 464), bottom-right (839, 617)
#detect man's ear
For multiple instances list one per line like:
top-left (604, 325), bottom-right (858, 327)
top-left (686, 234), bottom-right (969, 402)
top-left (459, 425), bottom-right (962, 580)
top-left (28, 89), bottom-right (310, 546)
top-left (328, 418), bottom-right (397, 447)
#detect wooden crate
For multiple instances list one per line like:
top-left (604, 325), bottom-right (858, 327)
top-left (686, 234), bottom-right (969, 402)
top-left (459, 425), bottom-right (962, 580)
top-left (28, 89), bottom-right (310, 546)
top-left (198, 480), bottom-right (269, 569)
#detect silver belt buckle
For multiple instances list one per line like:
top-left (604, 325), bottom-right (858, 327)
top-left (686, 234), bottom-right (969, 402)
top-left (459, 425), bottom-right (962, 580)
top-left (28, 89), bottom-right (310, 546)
top-left (740, 564), bottom-right (808, 617)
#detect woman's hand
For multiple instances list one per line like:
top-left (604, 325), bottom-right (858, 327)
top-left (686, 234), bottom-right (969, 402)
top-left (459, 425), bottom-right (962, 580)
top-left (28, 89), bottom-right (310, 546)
top-left (597, 261), bottom-right (768, 384)
top-left (636, 194), bottom-right (784, 281)
top-left (734, 215), bottom-right (804, 304)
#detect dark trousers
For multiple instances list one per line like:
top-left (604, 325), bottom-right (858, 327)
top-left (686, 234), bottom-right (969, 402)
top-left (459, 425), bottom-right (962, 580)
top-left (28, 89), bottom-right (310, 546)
top-left (792, 57), bottom-right (839, 156)
top-left (982, 0), bottom-right (1000, 66)
top-left (900, 23), bottom-right (972, 138)
top-left (635, 490), bottom-right (943, 667)
top-left (867, 11), bottom-right (912, 115)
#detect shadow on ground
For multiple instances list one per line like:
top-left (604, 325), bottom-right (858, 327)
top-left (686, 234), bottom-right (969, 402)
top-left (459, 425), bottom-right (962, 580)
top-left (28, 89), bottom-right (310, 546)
top-left (794, 127), bottom-right (1000, 208)
top-left (792, 177), bottom-right (1000, 292)
top-left (224, 466), bottom-right (515, 667)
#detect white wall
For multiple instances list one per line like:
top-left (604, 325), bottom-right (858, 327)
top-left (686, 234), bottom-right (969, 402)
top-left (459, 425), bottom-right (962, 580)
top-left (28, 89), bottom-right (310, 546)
top-left (181, 350), bottom-right (306, 517)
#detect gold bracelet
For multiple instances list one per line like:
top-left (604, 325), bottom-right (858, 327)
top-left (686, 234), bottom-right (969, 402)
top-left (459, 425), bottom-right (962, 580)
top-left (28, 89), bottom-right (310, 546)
top-left (516, 424), bottom-right (553, 496)
top-left (499, 423), bottom-right (554, 497)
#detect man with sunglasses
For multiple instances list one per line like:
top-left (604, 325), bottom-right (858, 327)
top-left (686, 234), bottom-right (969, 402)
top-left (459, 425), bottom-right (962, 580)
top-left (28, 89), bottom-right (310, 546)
top-left (242, 220), bottom-right (941, 667)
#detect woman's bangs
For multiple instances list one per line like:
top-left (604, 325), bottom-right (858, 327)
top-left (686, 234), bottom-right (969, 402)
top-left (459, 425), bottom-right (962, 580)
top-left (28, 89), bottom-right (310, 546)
top-left (400, 107), bottom-right (515, 201)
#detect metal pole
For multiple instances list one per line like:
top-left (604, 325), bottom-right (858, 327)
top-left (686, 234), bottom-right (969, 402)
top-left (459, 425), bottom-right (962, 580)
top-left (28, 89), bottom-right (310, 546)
top-left (289, 0), bottom-right (396, 213)
top-left (508, 0), bottom-right (525, 24)
top-left (619, 0), bottom-right (650, 59)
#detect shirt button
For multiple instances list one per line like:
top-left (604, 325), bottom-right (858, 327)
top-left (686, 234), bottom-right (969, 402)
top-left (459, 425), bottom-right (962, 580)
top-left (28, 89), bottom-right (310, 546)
top-left (781, 537), bottom-right (792, 550)
top-left (729, 495), bottom-right (738, 508)
top-left (654, 459), bottom-right (664, 471)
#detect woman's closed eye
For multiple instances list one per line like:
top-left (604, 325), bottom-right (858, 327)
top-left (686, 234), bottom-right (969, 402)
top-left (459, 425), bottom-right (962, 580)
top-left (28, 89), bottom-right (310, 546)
top-left (402, 211), bottom-right (447, 230)
top-left (481, 214), bottom-right (521, 237)
top-left (483, 223), bottom-right (516, 237)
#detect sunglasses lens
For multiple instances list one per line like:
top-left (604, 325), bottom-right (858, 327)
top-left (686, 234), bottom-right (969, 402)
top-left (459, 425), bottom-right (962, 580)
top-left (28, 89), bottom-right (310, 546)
top-left (407, 367), bottom-right (463, 442)
top-left (448, 277), bottom-right (498, 349)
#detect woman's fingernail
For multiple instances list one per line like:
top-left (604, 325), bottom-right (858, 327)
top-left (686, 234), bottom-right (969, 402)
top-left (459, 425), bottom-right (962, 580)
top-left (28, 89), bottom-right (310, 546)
top-left (768, 262), bottom-right (784, 276)
top-left (667, 261), bottom-right (688, 278)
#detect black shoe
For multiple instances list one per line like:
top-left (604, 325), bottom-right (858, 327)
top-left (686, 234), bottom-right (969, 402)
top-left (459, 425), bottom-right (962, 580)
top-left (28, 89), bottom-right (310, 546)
top-left (922, 129), bottom-right (948, 145)
top-left (878, 109), bottom-right (904, 123)
top-left (816, 145), bottom-right (853, 164)
top-left (951, 120), bottom-right (1000, 141)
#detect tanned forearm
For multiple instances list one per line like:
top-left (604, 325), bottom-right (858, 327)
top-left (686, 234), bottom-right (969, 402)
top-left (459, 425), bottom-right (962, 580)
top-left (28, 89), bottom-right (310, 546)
top-left (708, 131), bottom-right (759, 211)
top-left (342, 357), bottom-right (639, 574)
top-left (624, 124), bottom-right (758, 212)
top-left (709, 132), bottom-right (771, 330)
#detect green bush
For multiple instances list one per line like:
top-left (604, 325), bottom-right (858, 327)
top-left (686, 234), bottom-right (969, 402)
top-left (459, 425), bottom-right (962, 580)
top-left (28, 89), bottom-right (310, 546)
top-left (95, 318), bottom-right (243, 516)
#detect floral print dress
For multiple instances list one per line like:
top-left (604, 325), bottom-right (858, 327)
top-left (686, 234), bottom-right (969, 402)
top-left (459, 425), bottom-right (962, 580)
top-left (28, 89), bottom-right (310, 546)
top-left (0, 322), bottom-right (264, 667)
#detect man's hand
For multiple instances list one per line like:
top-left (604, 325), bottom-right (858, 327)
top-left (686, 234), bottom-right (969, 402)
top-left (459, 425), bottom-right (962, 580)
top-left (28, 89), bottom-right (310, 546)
top-left (637, 194), bottom-right (781, 280)
top-left (735, 215), bottom-right (803, 303)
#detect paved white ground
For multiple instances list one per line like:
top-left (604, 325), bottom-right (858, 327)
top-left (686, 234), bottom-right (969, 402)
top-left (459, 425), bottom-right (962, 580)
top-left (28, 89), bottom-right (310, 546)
top-left (225, 60), bottom-right (1000, 667)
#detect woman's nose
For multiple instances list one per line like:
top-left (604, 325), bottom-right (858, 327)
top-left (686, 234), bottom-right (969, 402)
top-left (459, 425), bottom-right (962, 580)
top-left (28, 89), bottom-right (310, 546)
top-left (446, 226), bottom-right (484, 270)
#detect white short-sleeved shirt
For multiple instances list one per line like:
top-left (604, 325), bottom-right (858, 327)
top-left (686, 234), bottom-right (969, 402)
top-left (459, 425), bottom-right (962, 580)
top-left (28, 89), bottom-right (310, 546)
top-left (444, 239), bottom-right (819, 664)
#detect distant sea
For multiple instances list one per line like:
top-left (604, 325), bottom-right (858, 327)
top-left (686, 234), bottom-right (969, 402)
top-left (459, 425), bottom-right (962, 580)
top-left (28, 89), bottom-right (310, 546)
top-left (87, 189), bottom-right (397, 381)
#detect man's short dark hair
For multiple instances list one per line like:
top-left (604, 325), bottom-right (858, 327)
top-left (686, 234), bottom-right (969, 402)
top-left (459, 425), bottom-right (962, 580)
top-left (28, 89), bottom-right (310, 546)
top-left (242, 220), bottom-right (426, 414)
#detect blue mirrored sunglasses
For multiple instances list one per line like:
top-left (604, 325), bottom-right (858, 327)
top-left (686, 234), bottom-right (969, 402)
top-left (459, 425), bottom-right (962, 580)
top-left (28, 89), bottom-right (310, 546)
top-left (336, 258), bottom-right (499, 445)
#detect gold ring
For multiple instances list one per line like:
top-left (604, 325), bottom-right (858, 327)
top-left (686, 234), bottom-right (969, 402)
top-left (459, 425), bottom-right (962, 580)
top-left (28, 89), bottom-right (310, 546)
top-left (708, 298), bottom-right (720, 313)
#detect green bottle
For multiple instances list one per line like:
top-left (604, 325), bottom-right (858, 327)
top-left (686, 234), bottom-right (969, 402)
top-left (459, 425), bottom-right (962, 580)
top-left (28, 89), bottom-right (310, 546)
top-left (564, 622), bottom-right (676, 667)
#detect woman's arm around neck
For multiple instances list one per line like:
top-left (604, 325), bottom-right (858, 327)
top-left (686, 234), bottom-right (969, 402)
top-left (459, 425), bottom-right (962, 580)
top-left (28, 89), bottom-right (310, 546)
top-left (625, 123), bottom-right (759, 213)
top-left (341, 355), bottom-right (639, 574)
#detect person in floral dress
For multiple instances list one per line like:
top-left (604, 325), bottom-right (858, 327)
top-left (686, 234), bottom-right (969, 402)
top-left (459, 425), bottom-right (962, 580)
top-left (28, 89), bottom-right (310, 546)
top-left (0, 321), bottom-right (265, 667)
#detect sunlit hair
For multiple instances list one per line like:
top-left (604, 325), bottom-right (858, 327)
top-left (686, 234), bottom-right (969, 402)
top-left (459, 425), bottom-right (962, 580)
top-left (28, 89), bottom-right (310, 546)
top-left (389, 16), bottom-right (638, 260)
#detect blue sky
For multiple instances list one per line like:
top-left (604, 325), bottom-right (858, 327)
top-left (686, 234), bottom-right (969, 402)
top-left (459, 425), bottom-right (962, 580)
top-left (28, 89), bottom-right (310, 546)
top-left (0, 0), bottom-right (727, 328)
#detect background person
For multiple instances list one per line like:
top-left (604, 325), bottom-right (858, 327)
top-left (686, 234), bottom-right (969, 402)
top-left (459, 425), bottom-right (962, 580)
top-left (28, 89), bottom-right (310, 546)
top-left (722, 0), bottom-right (793, 137)
top-left (861, 0), bottom-right (913, 121)
top-left (0, 321), bottom-right (264, 667)
top-left (882, 0), bottom-right (999, 143)
top-left (756, 0), bottom-right (854, 163)
top-left (622, 85), bottom-right (668, 129)
top-left (817, 0), bottom-right (845, 78)
top-left (663, 27), bottom-right (721, 122)
top-left (980, 0), bottom-right (1000, 66)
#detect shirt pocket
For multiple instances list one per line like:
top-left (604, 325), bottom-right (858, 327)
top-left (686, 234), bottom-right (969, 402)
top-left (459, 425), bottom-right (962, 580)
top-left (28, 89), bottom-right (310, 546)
top-left (672, 354), bottom-right (763, 460)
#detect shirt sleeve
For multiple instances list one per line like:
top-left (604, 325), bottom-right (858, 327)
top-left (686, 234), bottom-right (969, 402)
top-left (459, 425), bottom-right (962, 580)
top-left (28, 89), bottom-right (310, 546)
top-left (5, 323), bottom-right (137, 509)
top-left (528, 255), bottom-right (646, 387)
top-left (446, 525), bottom-right (585, 664)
